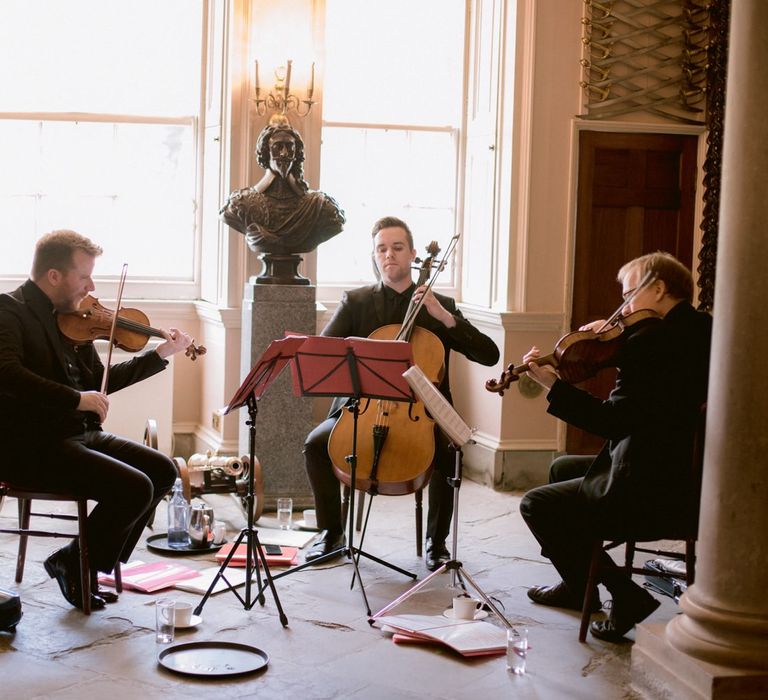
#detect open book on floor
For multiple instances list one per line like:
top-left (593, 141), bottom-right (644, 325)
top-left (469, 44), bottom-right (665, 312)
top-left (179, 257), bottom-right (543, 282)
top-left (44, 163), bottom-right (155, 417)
top-left (373, 614), bottom-right (506, 657)
top-left (98, 560), bottom-right (200, 593)
top-left (172, 565), bottom-right (254, 595)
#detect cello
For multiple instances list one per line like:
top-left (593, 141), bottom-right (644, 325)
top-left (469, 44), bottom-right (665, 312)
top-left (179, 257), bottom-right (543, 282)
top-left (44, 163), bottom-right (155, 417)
top-left (327, 239), bottom-right (454, 496)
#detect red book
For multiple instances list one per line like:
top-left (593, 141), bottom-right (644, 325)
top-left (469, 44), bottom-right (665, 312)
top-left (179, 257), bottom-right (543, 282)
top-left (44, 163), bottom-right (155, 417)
top-left (215, 543), bottom-right (298, 567)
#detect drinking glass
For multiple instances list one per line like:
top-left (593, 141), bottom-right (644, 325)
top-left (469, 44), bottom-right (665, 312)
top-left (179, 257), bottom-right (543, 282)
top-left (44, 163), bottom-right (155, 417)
top-left (277, 497), bottom-right (293, 530)
top-left (507, 627), bottom-right (528, 675)
top-left (156, 598), bottom-right (175, 644)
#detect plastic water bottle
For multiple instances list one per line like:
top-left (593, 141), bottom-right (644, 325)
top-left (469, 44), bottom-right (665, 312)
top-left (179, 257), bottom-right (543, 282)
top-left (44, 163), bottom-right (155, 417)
top-left (167, 478), bottom-right (191, 549)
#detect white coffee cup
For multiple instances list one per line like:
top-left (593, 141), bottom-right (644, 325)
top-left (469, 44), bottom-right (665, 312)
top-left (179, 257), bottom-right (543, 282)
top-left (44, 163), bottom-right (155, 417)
top-left (452, 596), bottom-right (482, 620)
top-left (212, 520), bottom-right (227, 545)
top-left (174, 601), bottom-right (194, 627)
top-left (303, 508), bottom-right (317, 529)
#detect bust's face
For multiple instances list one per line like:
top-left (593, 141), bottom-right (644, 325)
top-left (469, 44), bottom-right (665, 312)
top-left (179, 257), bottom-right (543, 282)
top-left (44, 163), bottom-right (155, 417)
top-left (268, 131), bottom-right (296, 179)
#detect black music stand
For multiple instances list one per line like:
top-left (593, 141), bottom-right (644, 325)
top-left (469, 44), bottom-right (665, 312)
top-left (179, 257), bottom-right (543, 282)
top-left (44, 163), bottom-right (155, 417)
top-left (265, 335), bottom-right (419, 615)
top-left (368, 366), bottom-right (514, 631)
top-left (193, 335), bottom-right (306, 627)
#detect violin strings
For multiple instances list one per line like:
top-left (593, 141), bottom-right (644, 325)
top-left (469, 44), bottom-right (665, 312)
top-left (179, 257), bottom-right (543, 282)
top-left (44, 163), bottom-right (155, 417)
top-left (116, 315), bottom-right (164, 338)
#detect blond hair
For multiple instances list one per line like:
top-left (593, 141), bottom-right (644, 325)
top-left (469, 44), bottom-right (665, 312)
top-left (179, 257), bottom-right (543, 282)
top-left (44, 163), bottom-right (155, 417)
top-left (618, 251), bottom-right (693, 303)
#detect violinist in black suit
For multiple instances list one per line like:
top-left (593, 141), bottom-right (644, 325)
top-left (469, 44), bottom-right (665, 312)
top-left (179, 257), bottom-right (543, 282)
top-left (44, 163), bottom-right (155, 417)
top-left (303, 216), bottom-right (499, 570)
top-left (519, 251), bottom-right (712, 641)
top-left (0, 230), bottom-right (193, 610)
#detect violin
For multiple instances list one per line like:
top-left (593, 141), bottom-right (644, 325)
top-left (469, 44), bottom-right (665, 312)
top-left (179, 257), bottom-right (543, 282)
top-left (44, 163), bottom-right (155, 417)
top-left (485, 309), bottom-right (660, 396)
top-left (57, 295), bottom-right (206, 361)
top-left (327, 239), bottom-right (453, 496)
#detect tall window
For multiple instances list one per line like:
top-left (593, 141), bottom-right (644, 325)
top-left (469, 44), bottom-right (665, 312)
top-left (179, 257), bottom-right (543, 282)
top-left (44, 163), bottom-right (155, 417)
top-left (317, 0), bottom-right (466, 292)
top-left (0, 0), bottom-right (203, 296)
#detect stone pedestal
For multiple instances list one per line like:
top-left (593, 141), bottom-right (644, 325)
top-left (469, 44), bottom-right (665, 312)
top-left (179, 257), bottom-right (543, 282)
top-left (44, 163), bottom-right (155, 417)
top-left (632, 624), bottom-right (768, 700)
top-left (240, 280), bottom-right (315, 509)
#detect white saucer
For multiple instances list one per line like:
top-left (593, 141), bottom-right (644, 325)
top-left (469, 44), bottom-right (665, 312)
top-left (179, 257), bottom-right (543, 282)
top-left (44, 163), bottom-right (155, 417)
top-left (294, 519), bottom-right (319, 531)
top-left (175, 614), bottom-right (202, 629)
top-left (442, 607), bottom-right (489, 621)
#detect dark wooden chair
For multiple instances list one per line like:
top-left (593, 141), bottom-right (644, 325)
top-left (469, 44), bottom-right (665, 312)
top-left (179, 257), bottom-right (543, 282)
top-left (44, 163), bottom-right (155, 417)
top-left (578, 404), bottom-right (706, 642)
top-left (0, 483), bottom-right (122, 614)
top-left (342, 485), bottom-right (424, 556)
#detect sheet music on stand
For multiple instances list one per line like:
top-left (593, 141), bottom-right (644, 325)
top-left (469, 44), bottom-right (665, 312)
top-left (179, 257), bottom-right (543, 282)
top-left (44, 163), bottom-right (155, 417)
top-left (402, 366), bottom-right (473, 447)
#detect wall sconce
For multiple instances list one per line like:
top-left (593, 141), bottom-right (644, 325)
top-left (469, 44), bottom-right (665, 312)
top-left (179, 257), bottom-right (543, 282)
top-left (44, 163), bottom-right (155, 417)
top-left (253, 59), bottom-right (315, 124)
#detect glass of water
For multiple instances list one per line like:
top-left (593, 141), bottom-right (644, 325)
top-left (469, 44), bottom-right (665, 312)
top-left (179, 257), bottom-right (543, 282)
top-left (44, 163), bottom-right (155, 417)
top-left (155, 598), bottom-right (175, 644)
top-left (507, 627), bottom-right (528, 675)
top-left (277, 497), bottom-right (293, 530)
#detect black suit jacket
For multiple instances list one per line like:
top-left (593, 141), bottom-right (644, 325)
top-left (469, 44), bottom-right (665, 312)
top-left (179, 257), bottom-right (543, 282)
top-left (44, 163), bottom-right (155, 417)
top-left (0, 280), bottom-right (168, 462)
top-left (321, 282), bottom-right (499, 417)
top-left (545, 302), bottom-right (712, 535)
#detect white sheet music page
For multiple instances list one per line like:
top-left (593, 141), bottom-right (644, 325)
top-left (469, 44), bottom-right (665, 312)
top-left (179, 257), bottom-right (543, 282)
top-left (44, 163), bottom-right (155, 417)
top-left (402, 365), bottom-right (473, 447)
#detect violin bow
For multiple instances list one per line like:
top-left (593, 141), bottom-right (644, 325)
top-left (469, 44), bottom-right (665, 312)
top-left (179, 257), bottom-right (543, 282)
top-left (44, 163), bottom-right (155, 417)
top-left (100, 263), bottom-right (128, 394)
top-left (400, 233), bottom-right (461, 337)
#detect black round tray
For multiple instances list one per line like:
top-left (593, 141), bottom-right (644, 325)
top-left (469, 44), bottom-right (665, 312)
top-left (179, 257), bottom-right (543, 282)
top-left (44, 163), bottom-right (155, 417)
top-left (158, 640), bottom-right (268, 677)
top-left (146, 533), bottom-right (225, 555)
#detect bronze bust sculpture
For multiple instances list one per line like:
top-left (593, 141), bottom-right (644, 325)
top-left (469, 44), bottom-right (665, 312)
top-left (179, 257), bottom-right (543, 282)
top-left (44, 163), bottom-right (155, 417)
top-left (220, 123), bottom-right (345, 283)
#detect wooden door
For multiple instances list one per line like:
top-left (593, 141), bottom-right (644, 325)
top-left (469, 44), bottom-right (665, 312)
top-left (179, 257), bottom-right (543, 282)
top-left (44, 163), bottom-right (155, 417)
top-left (567, 131), bottom-right (698, 454)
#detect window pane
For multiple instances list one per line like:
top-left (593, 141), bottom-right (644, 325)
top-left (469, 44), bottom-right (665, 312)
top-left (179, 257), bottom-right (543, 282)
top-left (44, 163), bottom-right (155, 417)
top-left (323, 0), bottom-right (465, 125)
top-left (0, 120), bottom-right (196, 279)
top-left (317, 127), bottom-right (458, 285)
top-left (0, 0), bottom-right (202, 115)
top-left (319, 2), bottom-right (466, 288)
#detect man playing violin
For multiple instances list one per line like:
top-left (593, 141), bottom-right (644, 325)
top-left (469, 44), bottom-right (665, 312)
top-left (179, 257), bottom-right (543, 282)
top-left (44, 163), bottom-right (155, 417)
top-left (0, 230), bottom-right (193, 610)
top-left (303, 216), bottom-right (499, 569)
top-left (519, 251), bottom-right (712, 641)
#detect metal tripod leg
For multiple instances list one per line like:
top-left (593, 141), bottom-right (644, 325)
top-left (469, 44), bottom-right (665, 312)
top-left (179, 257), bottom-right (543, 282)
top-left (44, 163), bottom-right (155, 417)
top-left (367, 443), bottom-right (513, 630)
top-left (194, 396), bottom-right (288, 627)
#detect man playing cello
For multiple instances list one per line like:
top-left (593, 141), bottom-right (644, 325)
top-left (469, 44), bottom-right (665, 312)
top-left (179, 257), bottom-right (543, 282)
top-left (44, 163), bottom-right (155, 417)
top-left (302, 216), bottom-right (499, 569)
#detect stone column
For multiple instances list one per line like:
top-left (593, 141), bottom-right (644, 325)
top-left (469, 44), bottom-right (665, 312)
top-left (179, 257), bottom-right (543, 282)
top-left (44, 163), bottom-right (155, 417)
top-left (632, 1), bottom-right (768, 696)
top-left (240, 280), bottom-right (315, 510)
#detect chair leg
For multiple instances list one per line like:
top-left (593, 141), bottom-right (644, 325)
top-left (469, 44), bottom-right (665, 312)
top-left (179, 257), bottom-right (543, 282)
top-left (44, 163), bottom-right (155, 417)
top-left (114, 561), bottom-right (123, 593)
top-left (355, 490), bottom-right (365, 532)
top-left (685, 539), bottom-right (696, 586)
top-left (16, 497), bottom-right (31, 583)
top-left (415, 489), bottom-right (423, 557)
top-left (579, 541), bottom-right (604, 642)
top-left (77, 500), bottom-right (91, 615)
top-left (624, 541), bottom-right (636, 574)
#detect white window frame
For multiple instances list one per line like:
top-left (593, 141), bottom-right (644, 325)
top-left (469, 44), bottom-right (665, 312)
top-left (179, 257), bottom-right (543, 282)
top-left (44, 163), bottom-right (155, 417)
top-left (0, 11), bottom-right (208, 302)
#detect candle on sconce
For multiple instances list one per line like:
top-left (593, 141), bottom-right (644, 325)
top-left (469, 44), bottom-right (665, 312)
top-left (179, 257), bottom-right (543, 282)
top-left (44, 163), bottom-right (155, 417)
top-left (284, 59), bottom-right (292, 97)
top-left (307, 61), bottom-right (315, 100)
top-left (254, 59), bottom-right (260, 98)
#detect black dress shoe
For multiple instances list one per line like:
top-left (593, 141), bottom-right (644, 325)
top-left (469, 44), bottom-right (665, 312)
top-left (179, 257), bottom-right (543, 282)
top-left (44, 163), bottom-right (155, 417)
top-left (88, 594), bottom-right (107, 610)
top-left (305, 532), bottom-right (345, 563)
top-left (590, 587), bottom-right (660, 642)
top-left (425, 539), bottom-right (450, 571)
top-left (44, 547), bottom-right (83, 609)
top-left (90, 575), bottom-right (119, 604)
top-left (527, 581), bottom-right (602, 613)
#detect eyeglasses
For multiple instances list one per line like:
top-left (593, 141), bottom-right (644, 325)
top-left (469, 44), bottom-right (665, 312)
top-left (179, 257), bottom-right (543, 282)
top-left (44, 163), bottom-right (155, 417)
top-left (622, 287), bottom-right (637, 301)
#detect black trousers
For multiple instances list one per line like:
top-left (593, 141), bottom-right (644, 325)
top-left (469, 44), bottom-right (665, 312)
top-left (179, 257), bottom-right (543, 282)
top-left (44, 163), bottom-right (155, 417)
top-left (303, 417), bottom-right (456, 545)
top-left (8, 430), bottom-right (177, 573)
top-left (520, 454), bottom-right (633, 599)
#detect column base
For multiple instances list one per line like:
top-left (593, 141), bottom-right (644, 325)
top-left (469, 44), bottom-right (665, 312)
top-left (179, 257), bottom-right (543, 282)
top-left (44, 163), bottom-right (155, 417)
top-left (631, 622), bottom-right (768, 699)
